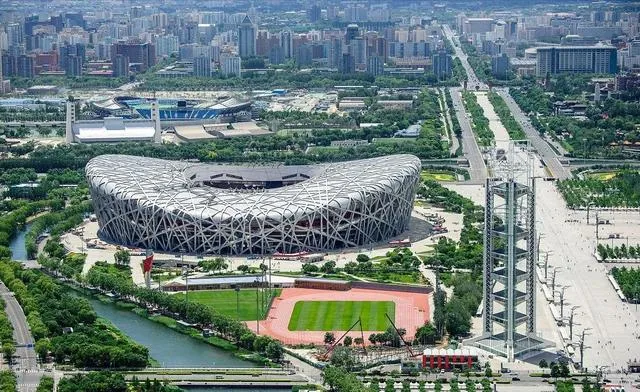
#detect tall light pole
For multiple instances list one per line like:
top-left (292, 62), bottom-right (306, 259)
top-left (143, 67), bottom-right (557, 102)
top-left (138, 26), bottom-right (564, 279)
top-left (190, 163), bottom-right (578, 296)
top-left (555, 286), bottom-right (568, 319)
top-left (551, 267), bottom-right (561, 298)
top-left (568, 306), bottom-right (580, 341)
top-left (254, 279), bottom-right (260, 334)
top-left (234, 285), bottom-right (240, 320)
top-left (182, 265), bottom-right (189, 321)
top-left (578, 328), bottom-right (592, 372)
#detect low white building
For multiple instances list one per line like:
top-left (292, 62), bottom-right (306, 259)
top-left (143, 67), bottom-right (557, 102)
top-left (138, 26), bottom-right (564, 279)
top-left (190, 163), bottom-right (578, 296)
top-left (65, 100), bottom-right (161, 143)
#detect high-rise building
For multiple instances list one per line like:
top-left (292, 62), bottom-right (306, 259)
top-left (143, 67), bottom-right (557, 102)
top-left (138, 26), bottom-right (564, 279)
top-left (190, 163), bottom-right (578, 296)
top-left (280, 30), bottom-right (293, 59)
top-left (65, 55), bottom-right (82, 76)
top-left (366, 56), bottom-right (384, 76)
top-left (17, 54), bottom-right (35, 77)
top-left (345, 24), bottom-right (360, 45)
top-left (193, 55), bottom-right (211, 77)
top-left (329, 38), bottom-right (343, 69)
top-left (308, 5), bottom-right (321, 23)
top-left (111, 41), bottom-right (156, 73)
top-left (112, 54), bottom-right (129, 77)
top-left (155, 35), bottom-right (179, 57)
top-left (221, 55), bottom-right (241, 77)
top-left (535, 46), bottom-right (617, 77)
top-left (269, 46), bottom-right (284, 65)
top-left (238, 16), bottom-right (256, 58)
top-left (350, 37), bottom-right (367, 67)
top-left (432, 50), bottom-right (452, 80)
top-left (491, 53), bottom-right (510, 79)
top-left (339, 53), bottom-right (355, 74)
top-left (295, 44), bottom-right (313, 67)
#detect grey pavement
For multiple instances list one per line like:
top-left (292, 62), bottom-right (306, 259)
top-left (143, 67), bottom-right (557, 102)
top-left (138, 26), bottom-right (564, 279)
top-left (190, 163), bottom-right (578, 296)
top-left (449, 87), bottom-right (486, 183)
top-left (494, 88), bottom-right (571, 180)
top-left (0, 282), bottom-right (42, 392)
top-left (442, 25), bottom-right (489, 91)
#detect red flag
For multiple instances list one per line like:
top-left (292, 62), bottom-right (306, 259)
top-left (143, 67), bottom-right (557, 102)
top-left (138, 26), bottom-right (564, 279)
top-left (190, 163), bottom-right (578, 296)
top-left (143, 250), bottom-right (154, 273)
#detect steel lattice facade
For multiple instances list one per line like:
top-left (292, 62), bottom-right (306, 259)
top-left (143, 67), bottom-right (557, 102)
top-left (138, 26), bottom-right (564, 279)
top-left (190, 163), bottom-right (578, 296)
top-left (86, 154), bottom-right (421, 255)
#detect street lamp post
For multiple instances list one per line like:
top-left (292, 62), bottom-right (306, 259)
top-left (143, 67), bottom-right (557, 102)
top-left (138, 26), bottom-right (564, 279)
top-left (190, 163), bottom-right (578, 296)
top-left (254, 279), bottom-right (260, 334)
top-left (234, 285), bottom-right (240, 320)
top-left (182, 264), bottom-right (189, 321)
top-left (568, 306), bottom-right (580, 341)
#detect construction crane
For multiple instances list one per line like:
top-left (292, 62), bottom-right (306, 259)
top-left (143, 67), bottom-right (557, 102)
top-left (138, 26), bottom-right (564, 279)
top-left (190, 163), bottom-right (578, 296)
top-left (318, 317), bottom-right (367, 361)
top-left (385, 313), bottom-right (416, 357)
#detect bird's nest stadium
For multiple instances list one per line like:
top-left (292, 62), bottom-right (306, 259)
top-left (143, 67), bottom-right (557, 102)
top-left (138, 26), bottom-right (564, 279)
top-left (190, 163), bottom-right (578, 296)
top-left (86, 154), bottom-right (421, 255)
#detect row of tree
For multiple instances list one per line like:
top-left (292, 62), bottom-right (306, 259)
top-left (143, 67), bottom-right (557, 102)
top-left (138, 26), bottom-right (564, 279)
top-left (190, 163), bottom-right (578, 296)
top-left (81, 261), bottom-right (284, 362)
top-left (461, 91), bottom-right (493, 147)
top-left (597, 243), bottom-right (640, 261)
top-left (487, 91), bottom-right (526, 140)
top-left (0, 261), bottom-right (150, 369)
top-left (611, 266), bottom-right (640, 302)
top-left (558, 172), bottom-right (640, 208)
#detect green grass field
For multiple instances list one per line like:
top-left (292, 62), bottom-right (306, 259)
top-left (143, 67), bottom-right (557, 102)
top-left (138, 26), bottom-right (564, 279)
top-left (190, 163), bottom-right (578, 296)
top-left (175, 289), bottom-right (281, 321)
top-left (420, 170), bottom-right (457, 182)
top-left (287, 301), bottom-right (394, 331)
top-left (584, 170), bottom-right (620, 181)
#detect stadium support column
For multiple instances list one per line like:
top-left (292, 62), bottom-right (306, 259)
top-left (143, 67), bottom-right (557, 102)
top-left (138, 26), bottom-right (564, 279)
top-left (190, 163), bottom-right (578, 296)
top-left (65, 100), bottom-right (76, 143)
top-left (151, 100), bottom-right (161, 143)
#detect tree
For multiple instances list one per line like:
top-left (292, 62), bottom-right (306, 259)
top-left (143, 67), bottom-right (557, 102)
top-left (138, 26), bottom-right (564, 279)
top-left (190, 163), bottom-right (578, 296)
top-left (237, 264), bottom-right (250, 273)
top-left (343, 262), bottom-right (358, 274)
top-left (35, 338), bottom-right (51, 362)
top-left (343, 336), bottom-right (353, 347)
top-left (368, 333), bottom-right (377, 345)
top-left (445, 298), bottom-right (472, 337)
top-left (320, 260), bottom-right (336, 274)
top-left (414, 322), bottom-right (438, 345)
top-left (302, 263), bottom-right (319, 275)
top-left (550, 362), bottom-right (560, 380)
top-left (265, 341), bottom-right (283, 361)
top-left (2, 343), bottom-right (15, 365)
top-left (329, 346), bottom-right (357, 370)
top-left (353, 337), bottom-right (364, 346)
top-left (198, 257), bottom-right (228, 273)
top-left (484, 363), bottom-right (492, 377)
top-left (324, 332), bottom-right (336, 345)
top-left (113, 249), bottom-right (130, 266)
top-left (356, 254), bottom-right (370, 263)
top-left (538, 359), bottom-right (548, 369)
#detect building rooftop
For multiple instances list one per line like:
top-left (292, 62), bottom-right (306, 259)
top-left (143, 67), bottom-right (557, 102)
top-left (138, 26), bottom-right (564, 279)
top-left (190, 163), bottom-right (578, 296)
top-left (72, 117), bottom-right (156, 142)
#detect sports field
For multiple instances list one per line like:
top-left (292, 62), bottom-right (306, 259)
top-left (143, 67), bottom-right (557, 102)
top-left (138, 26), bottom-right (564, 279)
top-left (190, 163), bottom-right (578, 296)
top-left (420, 169), bottom-right (457, 182)
top-left (176, 289), bottom-right (281, 321)
top-left (287, 300), bottom-right (394, 331)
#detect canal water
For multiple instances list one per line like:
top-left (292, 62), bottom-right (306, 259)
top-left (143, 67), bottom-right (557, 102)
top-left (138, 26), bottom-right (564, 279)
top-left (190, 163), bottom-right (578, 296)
top-left (11, 226), bottom-right (294, 390)
top-left (8, 223), bottom-right (31, 261)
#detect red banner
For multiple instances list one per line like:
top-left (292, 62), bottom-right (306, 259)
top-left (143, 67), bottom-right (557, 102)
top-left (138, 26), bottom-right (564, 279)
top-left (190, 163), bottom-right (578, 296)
top-left (143, 253), bottom-right (154, 273)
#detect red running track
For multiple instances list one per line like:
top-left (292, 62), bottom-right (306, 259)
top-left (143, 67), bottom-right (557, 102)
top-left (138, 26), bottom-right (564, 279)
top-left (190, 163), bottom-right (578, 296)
top-left (246, 287), bottom-right (430, 345)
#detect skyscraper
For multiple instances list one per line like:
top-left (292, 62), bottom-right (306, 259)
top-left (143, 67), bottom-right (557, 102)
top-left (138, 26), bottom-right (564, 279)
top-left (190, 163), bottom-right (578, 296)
top-left (193, 55), bottom-right (211, 77)
top-left (339, 53), bottom-right (355, 74)
top-left (112, 54), bottom-right (129, 77)
top-left (111, 41), bottom-right (156, 73)
top-left (366, 56), bottom-right (384, 76)
top-left (221, 55), bottom-right (241, 77)
top-left (432, 50), bottom-right (452, 80)
top-left (308, 5), bottom-right (321, 23)
top-left (280, 30), bottom-right (293, 59)
top-left (238, 16), bottom-right (256, 58)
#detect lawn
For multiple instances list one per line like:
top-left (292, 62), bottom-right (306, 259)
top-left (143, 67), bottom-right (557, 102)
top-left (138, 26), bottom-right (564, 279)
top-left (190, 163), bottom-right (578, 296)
top-left (175, 289), bottom-right (281, 321)
top-left (421, 170), bottom-right (457, 182)
top-left (287, 301), bottom-right (394, 331)
top-left (584, 170), bottom-right (620, 181)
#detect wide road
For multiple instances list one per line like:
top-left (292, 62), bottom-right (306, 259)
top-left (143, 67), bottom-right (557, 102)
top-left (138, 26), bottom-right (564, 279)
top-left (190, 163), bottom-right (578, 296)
top-left (494, 88), bottom-right (572, 180)
top-left (442, 25), bottom-right (488, 91)
top-left (0, 282), bottom-right (42, 392)
top-left (449, 87), bottom-right (486, 183)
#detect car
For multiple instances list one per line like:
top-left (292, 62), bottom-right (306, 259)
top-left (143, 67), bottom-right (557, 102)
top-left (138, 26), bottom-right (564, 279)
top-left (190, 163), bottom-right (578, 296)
top-left (511, 376), bottom-right (520, 381)
top-left (440, 369), bottom-right (445, 374)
